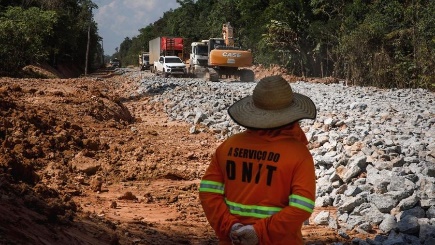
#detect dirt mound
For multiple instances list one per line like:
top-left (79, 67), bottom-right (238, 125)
top-left (252, 64), bottom-right (340, 84)
top-left (252, 64), bottom-right (297, 81)
top-left (0, 77), bottom-right (136, 244)
top-left (21, 64), bottom-right (61, 79)
top-left (55, 62), bottom-right (86, 78)
top-left (0, 78), bottom-right (134, 182)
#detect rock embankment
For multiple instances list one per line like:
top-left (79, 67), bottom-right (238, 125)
top-left (134, 74), bottom-right (435, 244)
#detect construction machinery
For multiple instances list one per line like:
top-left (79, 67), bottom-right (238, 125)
top-left (109, 58), bottom-right (121, 69)
top-left (189, 22), bottom-right (254, 82)
top-left (149, 37), bottom-right (184, 73)
top-left (139, 52), bottom-right (150, 71)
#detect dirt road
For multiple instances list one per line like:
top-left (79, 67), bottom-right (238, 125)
top-left (0, 68), bottom-right (372, 244)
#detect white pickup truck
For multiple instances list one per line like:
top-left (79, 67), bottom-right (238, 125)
top-left (153, 56), bottom-right (187, 77)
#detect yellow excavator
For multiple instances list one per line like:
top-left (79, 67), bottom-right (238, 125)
top-left (189, 22), bottom-right (254, 82)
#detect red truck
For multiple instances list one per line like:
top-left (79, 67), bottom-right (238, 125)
top-left (149, 37), bottom-right (184, 73)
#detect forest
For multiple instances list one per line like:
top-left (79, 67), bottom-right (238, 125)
top-left (1, 0), bottom-right (434, 90)
top-left (0, 0), bottom-right (102, 77)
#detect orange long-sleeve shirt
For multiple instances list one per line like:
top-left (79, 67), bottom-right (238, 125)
top-left (199, 123), bottom-right (316, 245)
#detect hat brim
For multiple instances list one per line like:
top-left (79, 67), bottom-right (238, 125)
top-left (228, 93), bottom-right (317, 129)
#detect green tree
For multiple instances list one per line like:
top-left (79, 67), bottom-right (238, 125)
top-left (259, 1), bottom-right (317, 76)
top-left (0, 6), bottom-right (57, 74)
top-left (113, 0), bottom-right (435, 89)
top-left (415, 0), bottom-right (435, 89)
top-left (118, 37), bottom-right (133, 66)
top-left (0, 1), bottom-right (102, 76)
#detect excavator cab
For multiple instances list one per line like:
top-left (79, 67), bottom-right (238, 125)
top-left (208, 37), bottom-right (252, 68)
top-left (189, 22), bottom-right (254, 82)
top-left (208, 38), bottom-right (226, 51)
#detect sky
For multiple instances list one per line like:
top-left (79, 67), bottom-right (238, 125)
top-left (93, 0), bottom-right (181, 56)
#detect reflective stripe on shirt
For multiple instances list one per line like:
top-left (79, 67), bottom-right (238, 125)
top-left (225, 199), bottom-right (283, 218)
top-left (199, 180), bottom-right (224, 194)
top-left (289, 194), bottom-right (315, 213)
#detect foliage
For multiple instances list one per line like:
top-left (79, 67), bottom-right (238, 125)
top-left (0, 7), bottom-right (57, 73)
top-left (118, 0), bottom-right (435, 89)
top-left (4, 0), bottom-right (432, 89)
top-left (0, 0), bottom-right (102, 76)
top-left (309, 0), bottom-right (434, 89)
top-left (115, 0), bottom-right (434, 90)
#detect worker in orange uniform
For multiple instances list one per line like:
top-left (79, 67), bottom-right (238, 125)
top-left (199, 75), bottom-right (317, 245)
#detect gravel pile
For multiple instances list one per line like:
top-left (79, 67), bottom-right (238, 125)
top-left (134, 74), bottom-right (435, 244)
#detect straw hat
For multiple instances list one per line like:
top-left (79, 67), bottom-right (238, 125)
top-left (228, 75), bottom-right (317, 129)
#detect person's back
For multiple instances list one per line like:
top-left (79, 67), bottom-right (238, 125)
top-left (199, 75), bottom-right (318, 245)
